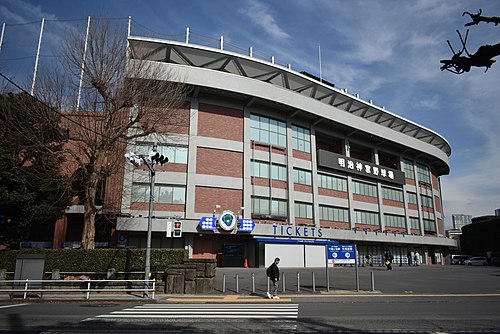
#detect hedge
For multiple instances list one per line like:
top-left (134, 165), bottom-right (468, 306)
top-left (0, 248), bottom-right (187, 273)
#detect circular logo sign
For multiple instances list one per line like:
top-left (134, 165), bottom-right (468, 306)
top-left (219, 210), bottom-right (237, 231)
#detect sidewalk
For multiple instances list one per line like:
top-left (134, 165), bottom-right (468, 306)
top-left (1, 265), bottom-right (499, 303)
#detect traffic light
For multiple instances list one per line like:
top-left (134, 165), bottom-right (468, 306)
top-left (147, 151), bottom-right (169, 165)
top-left (173, 220), bottom-right (182, 237)
top-left (124, 152), bottom-right (142, 167)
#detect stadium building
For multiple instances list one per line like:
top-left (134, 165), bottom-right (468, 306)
top-left (114, 33), bottom-right (457, 268)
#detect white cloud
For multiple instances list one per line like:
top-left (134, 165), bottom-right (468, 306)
top-left (239, 0), bottom-right (290, 41)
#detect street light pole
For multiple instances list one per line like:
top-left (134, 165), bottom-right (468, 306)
top-left (125, 147), bottom-right (168, 299)
top-left (143, 157), bottom-right (155, 298)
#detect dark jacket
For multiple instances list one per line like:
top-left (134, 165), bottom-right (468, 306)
top-left (267, 262), bottom-right (280, 281)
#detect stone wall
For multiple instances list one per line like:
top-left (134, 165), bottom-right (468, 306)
top-left (165, 259), bottom-right (216, 294)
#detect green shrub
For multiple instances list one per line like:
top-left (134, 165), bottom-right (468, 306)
top-left (0, 248), bottom-right (187, 272)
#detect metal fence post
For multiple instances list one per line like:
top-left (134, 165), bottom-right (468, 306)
top-left (297, 272), bottom-right (300, 292)
top-left (312, 272), bottom-right (316, 292)
top-left (267, 276), bottom-right (270, 293)
top-left (86, 279), bottom-right (91, 300)
top-left (371, 271), bottom-right (375, 292)
top-left (152, 279), bottom-right (156, 299)
top-left (251, 273), bottom-right (255, 293)
top-left (282, 272), bottom-right (286, 292)
top-left (222, 274), bottom-right (226, 293)
top-left (236, 274), bottom-right (239, 293)
top-left (23, 279), bottom-right (29, 299)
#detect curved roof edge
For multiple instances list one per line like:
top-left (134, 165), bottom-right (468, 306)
top-left (127, 36), bottom-right (451, 173)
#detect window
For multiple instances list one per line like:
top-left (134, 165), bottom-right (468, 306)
top-left (384, 214), bottom-right (406, 228)
top-left (291, 125), bottom-right (311, 153)
top-left (135, 144), bottom-right (188, 164)
top-left (402, 158), bottom-right (415, 180)
top-left (251, 197), bottom-right (288, 217)
top-left (317, 174), bottom-right (348, 192)
top-left (295, 202), bottom-right (313, 219)
top-left (416, 163), bottom-right (431, 184)
top-left (132, 184), bottom-right (186, 204)
top-left (407, 192), bottom-right (418, 205)
top-left (251, 161), bottom-right (287, 181)
top-left (319, 206), bottom-right (349, 223)
top-left (409, 217), bottom-right (420, 230)
top-left (355, 210), bottom-right (379, 226)
top-left (420, 195), bottom-right (434, 208)
top-left (382, 187), bottom-right (404, 202)
top-left (250, 114), bottom-right (287, 147)
top-left (294, 168), bottom-right (312, 186)
top-left (423, 219), bottom-right (436, 232)
top-left (352, 180), bottom-right (377, 197)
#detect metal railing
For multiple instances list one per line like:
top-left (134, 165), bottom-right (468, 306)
top-left (0, 278), bottom-right (156, 300)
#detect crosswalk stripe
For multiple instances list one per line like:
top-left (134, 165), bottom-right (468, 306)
top-left (92, 303), bottom-right (299, 320)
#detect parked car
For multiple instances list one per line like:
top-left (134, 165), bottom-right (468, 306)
top-left (464, 257), bottom-right (488, 266)
top-left (450, 255), bottom-right (471, 265)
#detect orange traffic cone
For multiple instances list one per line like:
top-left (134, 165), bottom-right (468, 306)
top-left (244, 259), bottom-right (249, 268)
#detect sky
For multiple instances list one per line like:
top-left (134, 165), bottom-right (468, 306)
top-left (1, 0), bottom-right (499, 228)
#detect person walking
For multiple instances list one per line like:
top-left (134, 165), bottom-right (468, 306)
top-left (407, 251), bottom-right (413, 266)
top-left (384, 250), bottom-right (393, 271)
top-left (414, 251), bottom-right (420, 266)
top-left (266, 257), bottom-right (280, 299)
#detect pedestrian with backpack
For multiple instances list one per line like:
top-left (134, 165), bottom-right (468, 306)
top-left (266, 257), bottom-right (280, 299)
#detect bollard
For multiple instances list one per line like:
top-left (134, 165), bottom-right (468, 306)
top-left (371, 271), bottom-right (375, 292)
top-left (282, 272), bottom-right (286, 292)
top-left (297, 272), bottom-right (300, 292)
top-left (252, 273), bottom-right (255, 293)
top-left (267, 276), bottom-right (270, 293)
top-left (222, 274), bottom-right (226, 293)
top-left (312, 271), bottom-right (316, 292)
top-left (236, 274), bottom-right (239, 293)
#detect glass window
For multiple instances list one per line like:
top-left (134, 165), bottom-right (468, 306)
top-left (420, 195), bottom-right (434, 208)
top-left (319, 205), bottom-right (349, 222)
top-left (133, 143), bottom-right (188, 164)
top-left (352, 180), bottom-right (377, 197)
top-left (317, 174), bottom-right (348, 192)
top-left (292, 125), bottom-right (311, 153)
top-left (423, 219), bottom-right (436, 232)
top-left (132, 184), bottom-right (185, 204)
top-left (250, 114), bottom-right (287, 147)
top-left (403, 158), bottom-right (415, 180)
top-left (294, 168), bottom-right (312, 186)
top-left (251, 197), bottom-right (287, 217)
top-left (409, 217), bottom-right (420, 229)
top-left (407, 192), bottom-right (418, 205)
top-left (382, 187), bottom-right (404, 202)
top-left (416, 163), bottom-right (431, 184)
top-left (354, 210), bottom-right (379, 226)
top-left (295, 202), bottom-right (313, 219)
top-left (384, 214), bottom-right (406, 228)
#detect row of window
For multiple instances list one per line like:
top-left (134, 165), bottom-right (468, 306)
top-left (130, 183), bottom-right (433, 231)
top-left (251, 114), bottom-right (432, 185)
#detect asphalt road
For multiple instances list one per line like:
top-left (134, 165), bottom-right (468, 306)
top-left (0, 265), bottom-right (499, 333)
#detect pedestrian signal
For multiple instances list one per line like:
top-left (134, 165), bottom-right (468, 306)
top-left (173, 220), bottom-right (182, 237)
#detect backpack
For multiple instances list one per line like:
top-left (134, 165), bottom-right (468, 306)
top-left (266, 265), bottom-right (272, 277)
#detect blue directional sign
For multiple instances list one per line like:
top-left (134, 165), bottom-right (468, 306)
top-left (327, 243), bottom-right (355, 264)
top-left (238, 219), bottom-right (255, 232)
top-left (199, 217), bottom-right (217, 231)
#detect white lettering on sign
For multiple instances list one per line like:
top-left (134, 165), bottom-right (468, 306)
top-left (336, 156), bottom-right (397, 181)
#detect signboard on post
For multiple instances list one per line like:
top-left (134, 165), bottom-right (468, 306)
top-left (327, 243), bottom-right (355, 264)
top-left (166, 221), bottom-right (172, 238)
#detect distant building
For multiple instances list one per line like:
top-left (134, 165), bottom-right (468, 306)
top-left (452, 214), bottom-right (472, 230)
top-left (495, 208), bottom-right (500, 216)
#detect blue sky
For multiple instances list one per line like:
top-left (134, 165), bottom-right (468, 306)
top-left (1, 0), bottom-right (499, 228)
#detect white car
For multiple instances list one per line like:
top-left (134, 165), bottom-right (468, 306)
top-left (464, 257), bottom-right (488, 266)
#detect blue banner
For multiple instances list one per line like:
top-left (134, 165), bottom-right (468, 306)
top-left (327, 243), bottom-right (356, 264)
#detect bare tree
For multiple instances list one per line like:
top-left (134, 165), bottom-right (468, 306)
top-left (35, 18), bottom-right (189, 249)
top-left (441, 9), bottom-right (500, 74)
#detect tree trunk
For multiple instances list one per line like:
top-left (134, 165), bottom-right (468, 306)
top-left (81, 172), bottom-right (99, 250)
